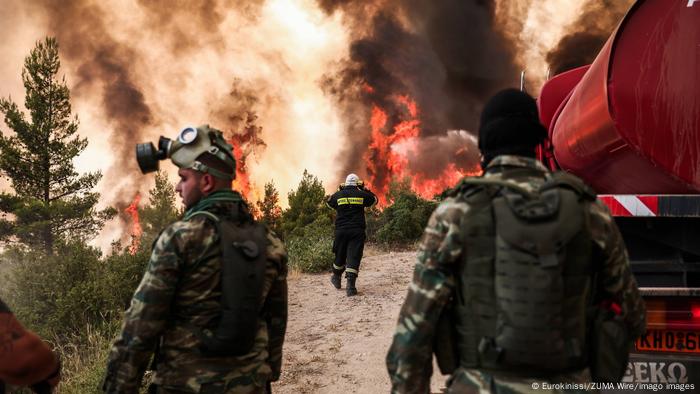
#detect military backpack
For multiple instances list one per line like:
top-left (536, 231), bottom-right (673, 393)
top-left (186, 209), bottom-right (270, 357)
top-left (435, 172), bottom-right (608, 377)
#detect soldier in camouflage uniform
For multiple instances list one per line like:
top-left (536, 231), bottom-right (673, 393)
top-left (386, 90), bottom-right (646, 394)
top-left (103, 126), bottom-right (288, 394)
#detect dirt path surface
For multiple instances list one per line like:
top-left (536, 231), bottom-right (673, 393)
top-left (273, 249), bottom-right (448, 394)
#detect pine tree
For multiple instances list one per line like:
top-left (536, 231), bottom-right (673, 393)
top-left (0, 37), bottom-right (114, 254)
top-left (281, 170), bottom-right (329, 238)
top-left (256, 181), bottom-right (282, 234)
top-left (139, 170), bottom-right (180, 246)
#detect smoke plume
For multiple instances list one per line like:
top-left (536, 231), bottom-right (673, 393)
top-left (320, 0), bottom-right (519, 198)
top-left (546, 0), bottom-right (634, 75)
top-left (30, 0), bottom-right (155, 200)
top-left (0, 0), bottom-right (636, 246)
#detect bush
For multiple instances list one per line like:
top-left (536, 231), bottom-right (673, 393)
top-left (3, 242), bottom-right (104, 339)
top-left (374, 178), bottom-right (437, 245)
top-left (1, 238), bottom-right (150, 341)
top-left (281, 170), bottom-right (329, 239)
top-left (0, 167), bottom-right (177, 393)
top-left (101, 242), bottom-right (151, 313)
top-left (364, 206), bottom-right (383, 243)
top-left (279, 169), bottom-right (336, 273)
top-left (286, 214), bottom-right (335, 273)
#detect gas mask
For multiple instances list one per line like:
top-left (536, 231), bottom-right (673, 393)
top-left (136, 125), bottom-right (236, 180)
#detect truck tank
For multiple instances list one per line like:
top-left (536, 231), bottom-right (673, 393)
top-left (543, 0), bottom-right (700, 194)
top-left (538, 2), bottom-right (700, 389)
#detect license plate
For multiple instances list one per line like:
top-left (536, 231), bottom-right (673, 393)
top-left (636, 329), bottom-right (700, 353)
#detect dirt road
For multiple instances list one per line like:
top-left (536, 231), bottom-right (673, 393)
top-left (273, 249), bottom-right (448, 394)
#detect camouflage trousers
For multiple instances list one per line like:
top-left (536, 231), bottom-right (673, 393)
top-left (446, 368), bottom-right (598, 394)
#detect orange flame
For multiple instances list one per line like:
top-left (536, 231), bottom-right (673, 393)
top-left (230, 139), bottom-right (252, 199)
top-left (226, 113), bottom-right (266, 203)
top-left (362, 83), bottom-right (375, 94)
top-left (124, 193), bottom-right (142, 254)
top-left (364, 91), bottom-right (480, 206)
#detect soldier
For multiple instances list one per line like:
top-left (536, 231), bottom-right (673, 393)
top-left (103, 125), bottom-right (288, 394)
top-left (0, 297), bottom-right (61, 393)
top-left (326, 174), bottom-right (378, 296)
top-left (386, 89), bottom-right (646, 393)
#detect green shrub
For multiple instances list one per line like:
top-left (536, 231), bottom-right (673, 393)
top-left (101, 242), bottom-right (151, 313)
top-left (286, 214), bottom-right (335, 273)
top-left (2, 239), bottom-right (150, 341)
top-left (374, 180), bottom-right (436, 245)
top-left (281, 170), bottom-right (329, 239)
top-left (3, 242), bottom-right (105, 339)
top-left (364, 206), bottom-right (383, 243)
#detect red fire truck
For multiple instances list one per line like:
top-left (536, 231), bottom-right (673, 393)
top-left (537, 0), bottom-right (700, 390)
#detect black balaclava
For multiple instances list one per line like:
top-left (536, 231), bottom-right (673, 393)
top-left (478, 88), bottom-right (547, 168)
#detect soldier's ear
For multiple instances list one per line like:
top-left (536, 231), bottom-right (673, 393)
top-left (200, 173), bottom-right (217, 194)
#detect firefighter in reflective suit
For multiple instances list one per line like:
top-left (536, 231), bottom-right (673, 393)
top-left (326, 174), bottom-right (378, 296)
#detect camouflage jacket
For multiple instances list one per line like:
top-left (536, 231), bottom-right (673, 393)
top-left (386, 155), bottom-right (646, 393)
top-left (104, 190), bottom-right (288, 393)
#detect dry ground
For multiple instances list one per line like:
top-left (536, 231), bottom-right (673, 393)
top-left (272, 248), bottom-right (448, 394)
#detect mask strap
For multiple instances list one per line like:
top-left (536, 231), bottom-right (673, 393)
top-left (207, 146), bottom-right (237, 173)
top-left (191, 161), bottom-right (235, 180)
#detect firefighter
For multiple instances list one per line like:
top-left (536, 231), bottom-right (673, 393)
top-left (386, 89), bottom-right (646, 393)
top-left (0, 297), bottom-right (61, 393)
top-left (326, 173), bottom-right (378, 296)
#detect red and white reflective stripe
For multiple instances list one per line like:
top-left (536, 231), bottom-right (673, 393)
top-left (599, 195), bottom-right (659, 217)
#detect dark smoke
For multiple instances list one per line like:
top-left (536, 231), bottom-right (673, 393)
top-left (546, 0), bottom-right (634, 75)
top-left (546, 33), bottom-right (608, 75)
top-left (136, 0), bottom-right (264, 54)
top-left (209, 79), bottom-right (262, 131)
top-left (320, 0), bottom-right (519, 183)
top-left (28, 0), bottom-right (263, 204)
top-left (322, 12), bottom-right (447, 189)
top-left (209, 79), bottom-right (267, 191)
top-left (407, 131), bottom-right (480, 179)
top-left (137, 0), bottom-right (225, 54)
top-left (316, 0), bottom-right (388, 16)
top-left (32, 0), bottom-right (155, 202)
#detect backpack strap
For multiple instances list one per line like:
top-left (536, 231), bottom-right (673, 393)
top-left (542, 172), bottom-right (597, 201)
top-left (456, 177), bottom-right (536, 199)
top-left (184, 210), bottom-right (221, 223)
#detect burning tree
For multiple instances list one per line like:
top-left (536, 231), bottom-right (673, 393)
top-left (228, 112), bottom-right (266, 201)
top-left (120, 171), bottom-right (180, 255)
top-left (362, 92), bottom-right (481, 206)
top-left (124, 194), bottom-right (142, 254)
top-left (0, 37), bottom-right (115, 254)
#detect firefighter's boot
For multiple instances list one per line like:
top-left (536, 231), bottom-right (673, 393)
top-left (330, 273), bottom-right (342, 290)
top-left (346, 274), bottom-right (358, 297)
